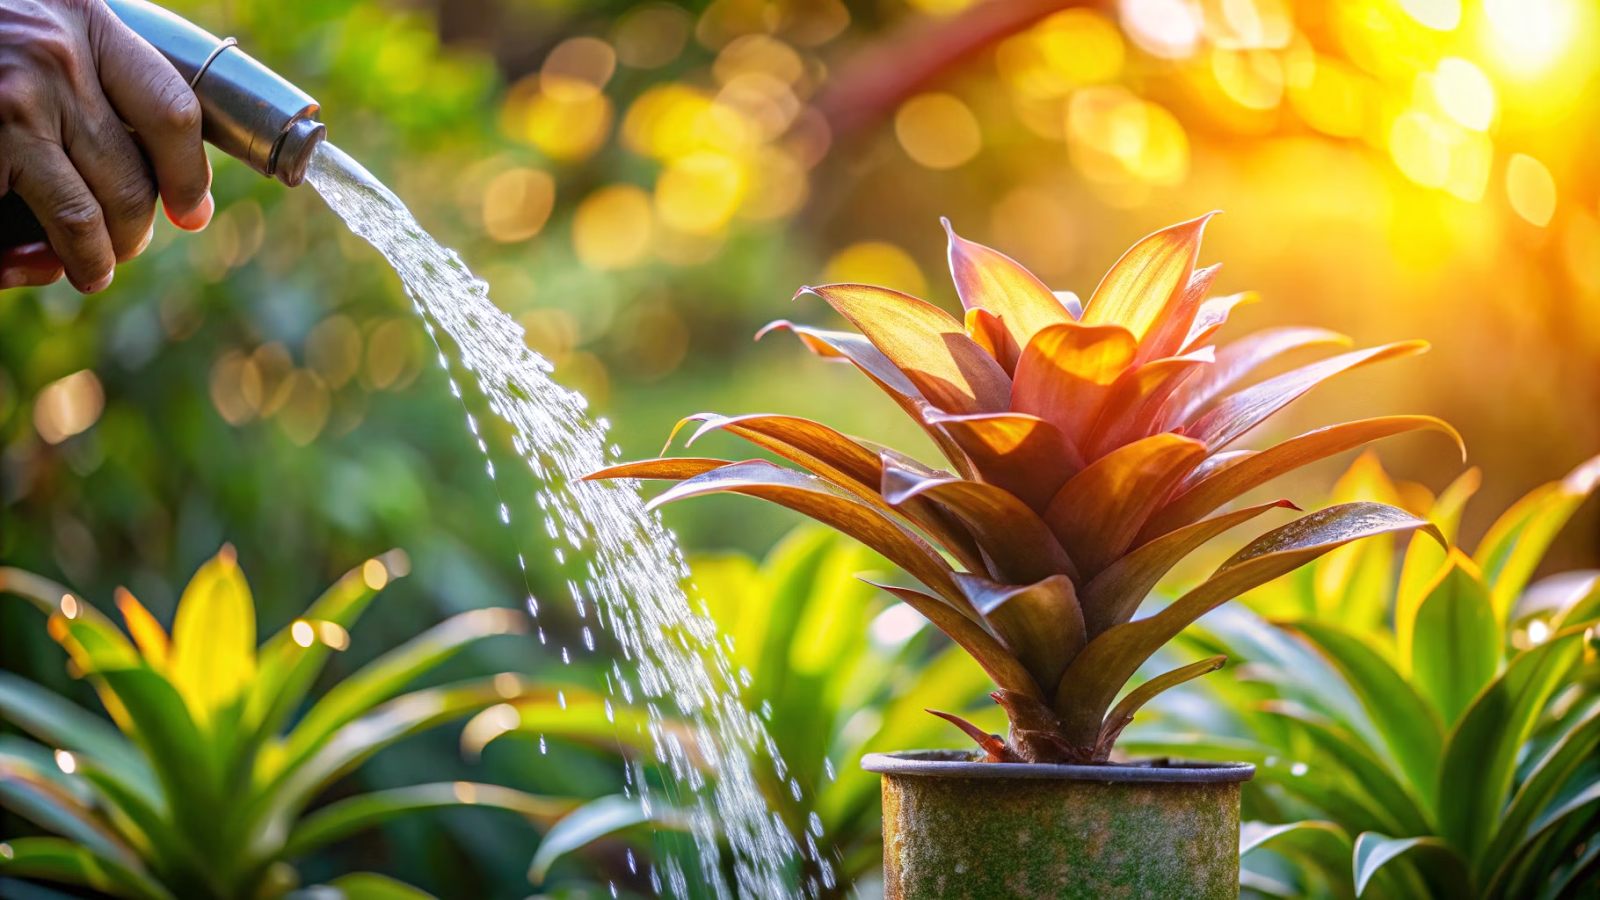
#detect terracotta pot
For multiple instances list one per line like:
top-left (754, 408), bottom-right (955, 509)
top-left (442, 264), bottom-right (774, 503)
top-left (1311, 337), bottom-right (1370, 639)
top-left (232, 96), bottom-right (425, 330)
top-left (862, 749), bottom-right (1254, 900)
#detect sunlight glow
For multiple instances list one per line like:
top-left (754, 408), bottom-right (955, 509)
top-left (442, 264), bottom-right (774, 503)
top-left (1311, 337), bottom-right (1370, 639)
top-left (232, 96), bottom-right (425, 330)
top-left (1484, 0), bottom-right (1576, 76)
top-left (54, 750), bottom-right (76, 775)
top-left (291, 620), bottom-right (315, 648)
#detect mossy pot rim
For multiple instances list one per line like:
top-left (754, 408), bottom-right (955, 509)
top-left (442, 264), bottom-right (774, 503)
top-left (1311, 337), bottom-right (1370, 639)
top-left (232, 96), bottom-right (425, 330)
top-left (862, 748), bottom-right (1255, 783)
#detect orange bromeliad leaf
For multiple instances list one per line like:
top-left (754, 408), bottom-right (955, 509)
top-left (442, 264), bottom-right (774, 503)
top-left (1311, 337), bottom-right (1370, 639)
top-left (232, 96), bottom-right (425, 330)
top-left (959, 573), bottom-right (1085, 696)
top-left (864, 579), bottom-right (1043, 701)
top-left (677, 413), bottom-right (987, 572)
top-left (1081, 346), bottom-right (1214, 460)
top-left (1053, 503), bottom-right (1444, 745)
top-left (1009, 321), bottom-right (1137, 451)
top-left (1080, 213), bottom-right (1215, 346)
top-left (1142, 415), bottom-right (1464, 540)
top-left (1167, 326), bottom-right (1350, 427)
top-left (924, 411), bottom-right (1081, 511)
top-left (593, 213), bottom-right (1458, 765)
top-left (647, 460), bottom-right (972, 615)
top-left (1181, 291), bottom-right (1256, 351)
top-left (944, 218), bottom-right (1074, 371)
top-left (114, 587), bottom-right (170, 668)
top-left (1187, 341), bottom-right (1429, 450)
top-left (799, 284), bottom-right (1011, 416)
top-left (881, 456), bottom-right (1077, 585)
top-left (1078, 499), bottom-right (1299, 637)
top-left (1138, 263), bottom-right (1220, 364)
top-left (1043, 434), bottom-right (1208, 579)
top-left (964, 307), bottom-right (1017, 372)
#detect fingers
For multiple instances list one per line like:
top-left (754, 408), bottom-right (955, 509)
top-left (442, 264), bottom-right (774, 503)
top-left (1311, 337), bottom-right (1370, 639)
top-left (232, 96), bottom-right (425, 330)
top-left (64, 91), bottom-right (157, 262)
top-left (87, 2), bottom-right (211, 230)
top-left (0, 241), bottom-right (64, 289)
top-left (9, 140), bottom-right (116, 293)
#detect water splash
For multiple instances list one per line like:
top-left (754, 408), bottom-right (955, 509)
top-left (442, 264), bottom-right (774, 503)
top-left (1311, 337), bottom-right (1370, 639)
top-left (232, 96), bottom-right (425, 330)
top-left (308, 142), bottom-right (821, 897)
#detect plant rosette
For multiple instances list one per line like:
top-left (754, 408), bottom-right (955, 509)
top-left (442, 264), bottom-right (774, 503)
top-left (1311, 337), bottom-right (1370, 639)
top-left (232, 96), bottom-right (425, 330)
top-left (592, 214), bottom-right (1456, 895)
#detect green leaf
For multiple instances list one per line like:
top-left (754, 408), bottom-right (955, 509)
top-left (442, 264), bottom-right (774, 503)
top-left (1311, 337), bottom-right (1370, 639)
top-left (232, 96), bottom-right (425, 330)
top-left (294, 873), bottom-right (439, 899)
top-left (1486, 780), bottom-right (1600, 900)
top-left (1353, 832), bottom-right (1470, 898)
top-left (1551, 573), bottom-right (1600, 631)
top-left (248, 553), bottom-right (403, 739)
top-left (0, 837), bottom-right (172, 900)
top-left (255, 680), bottom-right (512, 855)
top-left (95, 668), bottom-right (220, 854)
top-left (527, 794), bottom-right (654, 885)
top-left (0, 672), bottom-right (152, 798)
top-left (167, 549), bottom-right (257, 727)
top-left (461, 686), bottom-right (666, 761)
top-left (0, 757), bottom-right (138, 866)
top-left (1485, 702), bottom-right (1600, 874)
top-left (274, 608), bottom-right (525, 782)
top-left (1239, 820), bottom-right (1354, 898)
top-left (1262, 704), bottom-right (1431, 836)
top-left (1473, 455), bottom-right (1600, 623)
top-left (1437, 628), bottom-right (1585, 861)
top-left (1410, 554), bottom-right (1501, 726)
top-left (1288, 620), bottom-right (1444, 814)
top-left (1053, 503), bottom-right (1442, 747)
top-left (284, 782), bottom-right (578, 857)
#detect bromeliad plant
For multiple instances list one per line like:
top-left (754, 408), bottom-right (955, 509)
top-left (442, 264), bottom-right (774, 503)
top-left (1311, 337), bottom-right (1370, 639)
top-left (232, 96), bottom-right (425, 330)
top-left (589, 214), bottom-right (1458, 765)
top-left (0, 549), bottom-right (574, 900)
top-left (1126, 453), bottom-right (1600, 899)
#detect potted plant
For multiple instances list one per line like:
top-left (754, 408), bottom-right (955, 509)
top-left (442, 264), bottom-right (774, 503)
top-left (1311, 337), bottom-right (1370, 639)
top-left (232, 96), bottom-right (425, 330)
top-left (589, 215), bottom-right (1457, 897)
top-left (0, 548), bottom-right (579, 899)
top-left (1127, 452), bottom-right (1600, 899)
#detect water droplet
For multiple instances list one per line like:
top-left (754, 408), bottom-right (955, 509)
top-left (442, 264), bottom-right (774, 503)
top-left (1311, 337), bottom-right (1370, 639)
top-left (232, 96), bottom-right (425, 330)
top-left (539, 734), bottom-right (547, 754)
top-left (499, 504), bottom-right (510, 523)
top-left (557, 691), bottom-right (567, 710)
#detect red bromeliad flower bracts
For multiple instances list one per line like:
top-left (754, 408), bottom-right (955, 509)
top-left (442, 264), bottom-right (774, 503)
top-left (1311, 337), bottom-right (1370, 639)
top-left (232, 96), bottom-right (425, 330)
top-left (588, 214), bottom-right (1460, 765)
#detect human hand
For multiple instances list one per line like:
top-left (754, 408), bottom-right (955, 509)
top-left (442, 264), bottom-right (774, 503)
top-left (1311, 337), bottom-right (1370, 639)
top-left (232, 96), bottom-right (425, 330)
top-left (0, 0), bottom-right (212, 292)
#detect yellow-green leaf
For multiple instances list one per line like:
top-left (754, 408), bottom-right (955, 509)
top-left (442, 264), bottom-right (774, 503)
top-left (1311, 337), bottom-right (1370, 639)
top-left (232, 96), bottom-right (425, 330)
top-left (167, 548), bottom-right (257, 725)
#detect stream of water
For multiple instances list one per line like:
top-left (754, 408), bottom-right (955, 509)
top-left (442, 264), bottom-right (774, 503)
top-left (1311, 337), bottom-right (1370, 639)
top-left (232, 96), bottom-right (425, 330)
top-left (307, 142), bottom-right (825, 898)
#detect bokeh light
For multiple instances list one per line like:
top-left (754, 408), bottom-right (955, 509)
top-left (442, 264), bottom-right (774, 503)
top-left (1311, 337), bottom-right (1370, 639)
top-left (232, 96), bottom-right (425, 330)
top-left (574, 185), bottom-right (654, 269)
top-left (32, 370), bottom-right (103, 445)
top-left (1506, 153), bottom-right (1557, 226)
top-left (894, 93), bottom-right (982, 170)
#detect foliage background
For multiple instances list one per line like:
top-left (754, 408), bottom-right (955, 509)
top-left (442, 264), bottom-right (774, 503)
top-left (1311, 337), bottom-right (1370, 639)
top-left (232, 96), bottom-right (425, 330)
top-left (2, 0), bottom-right (1597, 896)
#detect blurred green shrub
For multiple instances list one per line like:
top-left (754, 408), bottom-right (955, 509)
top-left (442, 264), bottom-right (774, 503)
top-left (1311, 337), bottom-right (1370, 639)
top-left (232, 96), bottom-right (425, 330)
top-left (1124, 453), bottom-right (1600, 899)
top-left (0, 549), bottom-right (572, 899)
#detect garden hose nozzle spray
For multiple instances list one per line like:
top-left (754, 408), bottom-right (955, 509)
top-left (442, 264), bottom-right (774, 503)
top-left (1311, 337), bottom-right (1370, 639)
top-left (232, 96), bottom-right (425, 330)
top-left (105, 0), bottom-right (325, 187)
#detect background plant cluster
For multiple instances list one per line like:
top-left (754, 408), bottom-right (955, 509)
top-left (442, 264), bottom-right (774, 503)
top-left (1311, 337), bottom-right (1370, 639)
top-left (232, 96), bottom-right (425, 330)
top-left (1, 0), bottom-right (1597, 897)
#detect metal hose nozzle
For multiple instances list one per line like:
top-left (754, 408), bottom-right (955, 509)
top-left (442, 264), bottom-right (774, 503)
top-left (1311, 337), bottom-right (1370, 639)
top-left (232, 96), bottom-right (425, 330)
top-left (105, 0), bottom-right (326, 187)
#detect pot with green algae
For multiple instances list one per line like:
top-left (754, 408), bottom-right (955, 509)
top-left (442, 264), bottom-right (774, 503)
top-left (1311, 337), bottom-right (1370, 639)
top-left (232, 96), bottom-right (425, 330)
top-left (862, 750), bottom-right (1254, 899)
